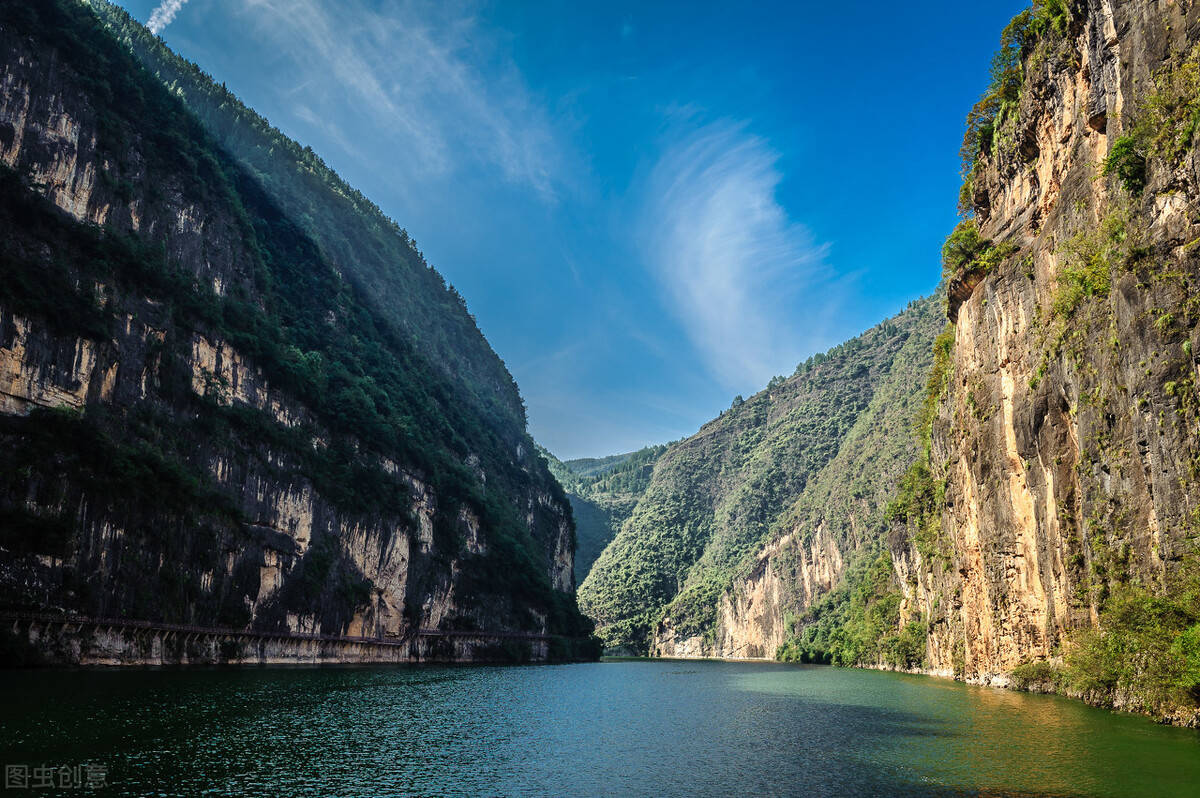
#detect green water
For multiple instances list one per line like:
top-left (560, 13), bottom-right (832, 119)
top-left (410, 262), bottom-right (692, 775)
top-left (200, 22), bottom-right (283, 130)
top-left (0, 661), bottom-right (1196, 796)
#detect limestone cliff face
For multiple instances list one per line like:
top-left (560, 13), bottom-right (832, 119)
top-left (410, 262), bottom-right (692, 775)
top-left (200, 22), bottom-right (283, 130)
top-left (895, 0), bottom-right (1200, 684)
top-left (0, 2), bottom-right (585, 663)
top-left (656, 527), bottom-right (845, 659)
top-left (643, 296), bottom-right (943, 658)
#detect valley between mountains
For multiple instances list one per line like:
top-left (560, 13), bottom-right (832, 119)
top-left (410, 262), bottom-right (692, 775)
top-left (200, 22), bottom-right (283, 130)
top-left (1, 0), bottom-right (1199, 732)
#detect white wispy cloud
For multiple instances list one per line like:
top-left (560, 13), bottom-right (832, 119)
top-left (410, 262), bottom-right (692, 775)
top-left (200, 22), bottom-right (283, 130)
top-left (235, 0), bottom-right (564, 199)
top-left (642, 119), bottom-right (837, 390)
top-left (147, 0), bottom-right (190, 34)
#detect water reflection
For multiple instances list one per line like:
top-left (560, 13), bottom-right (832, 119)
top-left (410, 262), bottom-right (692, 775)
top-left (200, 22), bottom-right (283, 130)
top-left (733, 664), bottom-right (1199, 798)
top-left (0, 662), bottom-right (1195, 797)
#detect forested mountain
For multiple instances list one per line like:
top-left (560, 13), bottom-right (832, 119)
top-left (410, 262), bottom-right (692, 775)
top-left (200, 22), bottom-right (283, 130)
top-left (561, 452), bottom-right (645, 480)
top-left (578, 298), bottom-right (943, 653)
top-left (0, 0), bottom-right (594, 663)
top-left (82, 0), bottom-right (527, 432)
top-left (541, 446), bottom-right (665, 584)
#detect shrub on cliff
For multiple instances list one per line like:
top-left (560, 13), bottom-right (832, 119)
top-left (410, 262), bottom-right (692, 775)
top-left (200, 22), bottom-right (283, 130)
top-left (1066, 559), bottom-right (1200, 716)
top-left (1102, 136), bottom-right (1148, 195)
top-left (1135, 45), bottom-right (1200, 168)
top-left (958, 0), bottom-right (1072, 213)
top-left (941, 222), bottom-right (987, 278)
top-left (1050, 208), bottom-right (1130, 319)
top-left (1098, 44), bottom-right (1200, 203)
top-left (941, 221), bottom-right (1018, 284)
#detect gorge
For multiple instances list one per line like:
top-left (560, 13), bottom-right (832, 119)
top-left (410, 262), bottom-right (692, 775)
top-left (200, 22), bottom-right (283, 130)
top-left (0, 1), bottom-right (1198, 793)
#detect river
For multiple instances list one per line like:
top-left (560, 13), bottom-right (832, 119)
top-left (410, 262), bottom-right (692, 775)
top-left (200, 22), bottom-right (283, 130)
top-left (1, 660), bottom-right (1196, 796)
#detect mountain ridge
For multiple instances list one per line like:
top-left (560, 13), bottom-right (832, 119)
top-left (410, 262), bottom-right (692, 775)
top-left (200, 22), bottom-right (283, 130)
top-left (578, 296), bottom-right (943, 653)
top-left (0, 0), bottom-right (595, 664)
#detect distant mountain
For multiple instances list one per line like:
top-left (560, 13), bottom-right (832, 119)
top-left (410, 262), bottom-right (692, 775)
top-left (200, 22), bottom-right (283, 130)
top-left (561, 452), bottom-right (638, 479)
top-left (541, 445), bottom-right (666, 585)
top-left (578, 298), bottom-right (943, 653)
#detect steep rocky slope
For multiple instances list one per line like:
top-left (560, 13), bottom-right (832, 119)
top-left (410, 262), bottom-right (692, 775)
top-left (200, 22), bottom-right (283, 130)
top-left (0, 1), bottom-right (593, 663)
top-left (674, 298), bottom-right (945, 660)
top-left (579, 298), bottom-right (942, 654)
top-left (83, 0), bottom-right (526, 433)
top-left (884, 0), bottom-right (1200, 719)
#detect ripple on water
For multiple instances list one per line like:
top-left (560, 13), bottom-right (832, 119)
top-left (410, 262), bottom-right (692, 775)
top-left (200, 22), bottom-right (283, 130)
top-left (0, 662), bottom-right (1196, 797)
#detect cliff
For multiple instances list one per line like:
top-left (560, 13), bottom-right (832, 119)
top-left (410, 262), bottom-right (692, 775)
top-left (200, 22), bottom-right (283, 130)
top-left (0, 1), bottom-right (594, 664)
top-left (888, 0), bottom-right (1200, 720)
top-left (741, 0), bottom-right (1200, 724)
top-left (576, 0), bottom-right (1200, 723)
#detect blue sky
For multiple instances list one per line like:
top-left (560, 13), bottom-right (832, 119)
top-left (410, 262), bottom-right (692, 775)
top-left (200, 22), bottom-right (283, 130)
top-left (119, 0), bottom-right (1025, 459)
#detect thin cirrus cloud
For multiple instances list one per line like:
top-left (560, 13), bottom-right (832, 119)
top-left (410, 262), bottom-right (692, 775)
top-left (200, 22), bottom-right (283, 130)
top-left (147, 0), bottom-right (190, 34)
top-left (642, 120), bottom-right (837, 392)
top-left (231, 0), bottom-right (566, 200)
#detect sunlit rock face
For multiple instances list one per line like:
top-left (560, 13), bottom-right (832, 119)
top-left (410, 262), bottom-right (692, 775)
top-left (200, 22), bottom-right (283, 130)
top-left (0, 2), bottom-right (585, 664)
top-left (889, 0), bottom-right (1200, 691)
top-left (687, 3), bottom-right (1200, 711)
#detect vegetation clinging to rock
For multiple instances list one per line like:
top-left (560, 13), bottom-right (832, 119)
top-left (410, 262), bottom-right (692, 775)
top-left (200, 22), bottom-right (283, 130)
top-left (942, 221), bottom-right (1018, 284)
top-left (1064, 557), bottom-right (1200, 718)
top-left (958, 0), bottom-right (1072, 213)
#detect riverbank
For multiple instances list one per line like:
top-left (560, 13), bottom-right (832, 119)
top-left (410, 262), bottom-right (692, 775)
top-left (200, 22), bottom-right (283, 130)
top-left (1, 613), bottom-right (599, 666)
top-left (636, 651), bottom-right (1200, 728)
top-left (864, 661), bottom-right (1200, 730)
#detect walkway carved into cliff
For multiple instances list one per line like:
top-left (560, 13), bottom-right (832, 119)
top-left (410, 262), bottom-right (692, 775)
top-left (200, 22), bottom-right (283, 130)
top-left (1, 610), bottom-right (556, 664)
